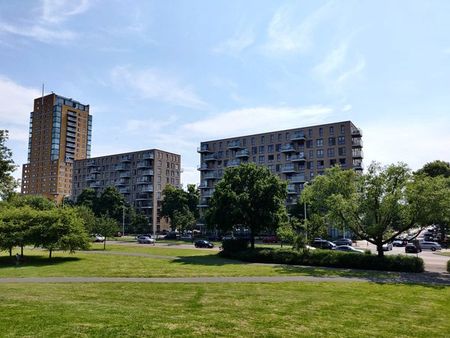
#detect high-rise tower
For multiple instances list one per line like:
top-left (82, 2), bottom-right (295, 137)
top-left (21, 93), bottom-right (92, 203)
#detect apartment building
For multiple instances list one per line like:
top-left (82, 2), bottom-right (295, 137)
top-left (21, 93), bottom-right (92, 203)
top-left (72, 149), bottom-right (181, 233)
top-left (197, 121), bottom-right (363, 208)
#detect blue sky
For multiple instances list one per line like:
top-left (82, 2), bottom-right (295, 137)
top-left (1, 0), bottom-right (449, 186)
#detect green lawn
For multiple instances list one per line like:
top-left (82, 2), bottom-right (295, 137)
top-left (0, 247), bottom-right (387, 279)
top-left (436, 252), bottom-right (450, 257)
top-left (0, 282), bottom-right (448, 337)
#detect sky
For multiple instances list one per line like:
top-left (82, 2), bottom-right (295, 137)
top-left (1, 0), bottom-right (449, 187)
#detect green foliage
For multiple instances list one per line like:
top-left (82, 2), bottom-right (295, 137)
top-left (74, 205), bottom-right (97, 234)
top-left (415, 160), bottom-right (450, 178)
top-left (128, 211), bottom-right (150, 234)
top-left (221, 238), bottom-right (249, 252)
top-left (0, 206), bottom-right (36, 256)
top-left (76, 188), bottom-right (98, 210)
top-left (92, 215), bottom-right (119, 249)
top-left (6, 194), bottom-right (55, 210)
top-left (161, 184), bottom-right (199, 231)
top-left (206, 163), bottom-right (288, 248)
top-left (0, 130), bottom-right (18, 200)
top-left (276, 223), bottom-right (296, 245)
top-left (220, 247), bottom-right (424, 273)
top-left (96, 186), bottom-right (126, 221)
top-left (303, 163), bottom-right (450, 257)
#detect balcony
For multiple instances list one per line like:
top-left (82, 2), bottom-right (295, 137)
top-left (281, 163), bottom-right (296, 173)
top-left (143, 152), bottom-right (154, 159)
top-left (135, 193), bottom-right (151, 201)
top-left (352, 138), bottom-right (363, 148)
top-left (197, 145), bottom-right (212, 153)
top-left (119, 171), bottom-right (131, 178)
top-left (136, 177), bottom-right (152, 184)
top-left (353, 162), bottom-right (364, 171)
top-left (119, 187), bottom-right (130, 194)
top-left (198, 164), bottom-right (213, 171)
top-left (139, 185), bottom-right (153, 193)
top-left (227, 159), bottom-right (241, 167)
top-left (235, 149), bottom-right (250, 158)
top-left (204, 172), bottom-right (218, 180)
top-left (136, 160), bottom-right (151, 169)
top-left (227, 140), bottom-right (242, 149)
top-left (197, 198), bottom-right (209, 208)
top-left (289, 174), bottom-right (305, 183)
top-left (120, 155), bottom-right (132, 162)
top-left (202, 189), bottom-right (215, 198)
top-left (203, 154), bottom-right (217, 162)
top-left (87, 160), bottom-right (96, 167)
top-left (287, 184), bottom-right (298, 195)
top-left (86, 175), bottom-right (97, 181)
top-left (88, 167), bottom-right (100, 174)
top-left (115, 163), bottom-right (129, 171)
top-left (290, 153), bottom-right (306, 162)
top-left (280, 144), bottom-right (296, 153)
top-left (291, 131), bottom-right (306, 141)
top-left (351, 128), bottom-right (363, 137)
top-left (89, 181), bottom-right (101, 188)
top-left (115, 178), bottom-right (129, 186)
top-left (198, 182), bottom-right (209, 189)
top-left (352, 150), bottom-right (364, 159)
top-left (140, 169), bottom-right (154, 176)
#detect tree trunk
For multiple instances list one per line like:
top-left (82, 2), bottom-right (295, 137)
top-left (376, 243), bottom-right (384, 257)
top-left (20, 245), bottom-right (24, 257)
top-left (103, 237), bottom-right (106, 250)
top-left (250, 233), bottom-right (255, 249)
top-left (49, 249), bottom-right (52, 259)
top-left (9, 247), bottom-right (12, 257)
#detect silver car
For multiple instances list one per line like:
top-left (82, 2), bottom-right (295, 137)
top-left (418, 241), bottom-right (441, 251)
top-left (137, 236), bottom-right (155, 244)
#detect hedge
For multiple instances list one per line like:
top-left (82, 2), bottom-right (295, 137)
top-left (219, 247), bottom-right (424, 273)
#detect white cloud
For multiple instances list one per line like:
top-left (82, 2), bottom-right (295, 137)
top-left (110, 66), bottom-right (207, 109)
top-left (341, 104), bottom-right (352, 112)
top-left (362, 116), bottom-right (450, 171)
top-left (41, 0), bottom-right (91, 24)
top-left (212, 28), bottom-right (255, 57)
top-left (0, 76), bottom-right (40, 127)
top-left (183, 105), bottom-right (333, 139)
top-left (125, 116), bottom-right (178, 133)
top-left (313, 40), bottom-right (365, 93)
top-left (264, 1), bottom-right (334, 54)
top-left (0, 22), bottom-right (76, 43)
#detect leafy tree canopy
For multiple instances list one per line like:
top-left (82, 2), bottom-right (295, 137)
top-left (161, 184), bottom-right (199, 231)
top-left (0, 130), bottom-right (18, 200)
top-left (205, 163), bottom-right (288, 248)
top-left (415, 160), bottom-right (450, 178)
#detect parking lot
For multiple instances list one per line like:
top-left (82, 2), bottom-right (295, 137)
top-left (355, 240), bottom-right (450, 273)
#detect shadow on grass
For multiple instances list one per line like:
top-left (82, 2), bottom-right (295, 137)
top-left (172, 254), bottom-right (250, 266)
top-left (0, 255), bottom-right (81, 268)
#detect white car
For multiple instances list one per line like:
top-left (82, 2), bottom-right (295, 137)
top-left (418, 241), bottom-right (441, 251)
top-left (382, 242), bottom-right (393, 251)
top-left (92, 234), bottom-right (105, 242)
top-left (137, 235), bottom-right (155, 244)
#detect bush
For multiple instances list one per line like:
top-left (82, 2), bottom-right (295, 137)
top-left (221, 238), bottom-right (249, 252)
top-left (220, 247), bottom-right (424, 273)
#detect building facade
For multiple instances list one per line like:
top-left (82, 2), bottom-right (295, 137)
top-left (72, 149), bottom-right (181, 233)
top-left (21, 94), bottom-right (92, 203)
top-left (197, 121), bottom-right (363, 208)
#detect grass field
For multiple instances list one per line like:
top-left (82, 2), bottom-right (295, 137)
top-left (0, 282), bottom-right (449, 337)
top-left (0, 245), bottom-right (388, 279)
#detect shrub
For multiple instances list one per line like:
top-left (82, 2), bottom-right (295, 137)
top-left (221, 238), bottom-right (249, 253)
top-left (220, 247), bottom-right (424, 273)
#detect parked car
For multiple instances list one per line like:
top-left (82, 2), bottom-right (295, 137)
top-left (405, 243), bottom-right (421, 253)
top-left (164, 232), bottom-right (178, 240)
top-left (137, 235), bottom-right (155, 244)
top-left (91, 234), bottom-right (105, 242)
top-left (333, 245), bottom-right (364, 254)
top-left (382, 242), bottom-right (393, 251)
top-left (418, 241), bottom-right (442, 251)
top-left (311, 239), bottom-right (336, 250)
top-left (262, 235), bottom-right (278, 243)
top-left (194, 240), bottom-right (214, 248)
top-left (392, 238), bottom-right (407, 247)
top-left (333, 238), bottom-right (352, 246)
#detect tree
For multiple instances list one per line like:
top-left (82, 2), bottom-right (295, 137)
top-left (96, 186), bottom-right (125, 221)
top-left (205, 163), bottom-right (288, 248)
top-left (128, 210), bottom-right (150, 235)
top-left (76, 188), bottom-right (98, 210)
top-left (0, 206), bottom-right (36, 257)
top-left (92, 215), bottom-right (119, 250)
top-left (415, 160), bottom-right (450, 178)
top-left (6, 194), bottom-right (55, 210)
top-left (0, 130), bottom-right (18, 200)
top-left (161, 184), bottom-right (199, 231)
top-left (74, 205), bottom-right (97, 234)
top-left (303, 163), bottom-right (448, 257)
top-left (32, 208), bottom-right (90, 258)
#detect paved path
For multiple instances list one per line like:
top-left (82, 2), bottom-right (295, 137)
top-left (1, 273), bottom-right (449, 285)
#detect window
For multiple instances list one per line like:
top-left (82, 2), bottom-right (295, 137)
top-left (330, 159), bottom-right (337, 166)
top-left (340, 124), bottom-right (345, 135)
top-left (338, 147), bottom-right (346, 156)
top-left (316, 149), bottom-right (324, 158)
top-left (268, 154), bottom-right (274, 162)
top-left (278, 133), bottom-right (282, 141)
top-left (259, 145), bottom-right (265, 153)
top-left (307, 161), bottom-right (314, 169)
top-left (276, 144), bottom-right (281, 152)
top-left (268, 144), bottom-right (274, 153)
top-left (252, 146), bottom-right (257, 155)
top-left (242, 139), bottom-right (246, 146)
top-left (270, 134), bottom-right (274, 142)
top-left (328, 137), bottom-right (336, 146)
top-left (309, 150), bottom-right (314, 158)
top-left (277, 154), bottom-right (281, 161)
top-left (338, 136), bottom-right (345, 145)
top-left (259, 155), bottom-right (265, 163)
top-left (339, 158), bottom-right (346, 167)
top-left (251, 137), bottom-right (255, 146)
top-left (329, 126), bottom-right (334, 135)
top-left (261, 135), bottom-right (265, 144)
top-left (316, 138), bottom-right (323, 147)
top-left (319, 128), bottom-right (323, 137)
top-left (219, 142), bottom-right (222, 149)
top-left (306, 140), bottom-right (313, 148)
top-left (327, 148), bottom-right (335, 157)
top-left (308, 129), bottom-right (313, 138)
top-left (317, 160), bottom-right (324, 169)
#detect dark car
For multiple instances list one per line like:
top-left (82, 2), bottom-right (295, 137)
top-left (164, 232), bottom-right (178, 240)
top-left (312, 239), bottom-right (336, 250)
top-left (262, 235), bottom-right (278, 243)
top-left (333, 238), bottom-right (352, 246)
top-left (405, 243), bottom-right (421, 253)
top-left (194, 240), bottom-right (214, 248)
